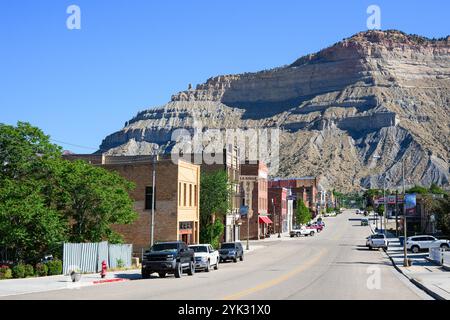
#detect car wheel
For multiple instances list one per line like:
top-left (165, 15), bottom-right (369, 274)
top-left (411, 245), bottom-right (420, 254)
top-left (310, 232), bottom-right (314, 237)
top-left (440, 244), bottom-right (449, 250)
top-left (205, 261), bottom-right (210, 273)
top-left (233, 257), bottom-right (238, 263)
top-left (368, 246), bottom-right (372, 250)
top-left (158, 272), bottom-right (166, 278)
top-left (142, 270), bottom-right (150, 279)
top-left (214, 261), bottom-right (219, 270)
top-left (187, 261), bottom-right (195, 276)
top-left (240, 254), bottom-right (244, 262)
top-left (174, 262), bottom-right (182, 278)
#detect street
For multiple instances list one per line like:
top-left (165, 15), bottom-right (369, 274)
top-left (1, 210), bottom-right (430, 300)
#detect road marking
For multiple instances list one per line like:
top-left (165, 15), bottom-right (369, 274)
top-left (222, 248), bottom-right (328, 300)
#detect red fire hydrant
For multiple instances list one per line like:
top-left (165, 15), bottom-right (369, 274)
top-left (101, 260), bottom-right (107, 279)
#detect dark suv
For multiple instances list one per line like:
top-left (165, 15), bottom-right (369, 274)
top-left (141, 241), bottom-right (195, 279)
top-left (219, 242), bottom-right (244, 263)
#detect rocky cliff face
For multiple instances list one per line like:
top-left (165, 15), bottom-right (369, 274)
top-left (99, 30), bottom-right (450, 191)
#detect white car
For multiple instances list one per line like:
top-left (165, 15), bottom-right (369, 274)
top-left (406, 235), bottom-right (450, 253)
top-left (189, 244), bottom-right (219, 272)
top-left (290, 226), bottom-right (316, 237)
top-left (366, 234), bottom-right (388, 250)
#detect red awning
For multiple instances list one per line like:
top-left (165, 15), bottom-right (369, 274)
top-left (258, 216), bottom-right (273, 224)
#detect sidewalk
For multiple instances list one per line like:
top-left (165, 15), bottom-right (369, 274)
top-left (369, 216), bottom-right (450, 300)
top-left (0, 269), bottom-right (138, 298)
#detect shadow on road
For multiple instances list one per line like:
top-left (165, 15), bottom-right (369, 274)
top-left (115, 273), bottom-right (145, 281)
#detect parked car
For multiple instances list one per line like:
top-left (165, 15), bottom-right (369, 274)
top-left (406, 235), bottom-right (450, 253)
top-left (316, 220), bottom-right (325, 227)
top-left (189, 244), bottom-right (219, 272)
top-left (307, 223), bottom-right (323, 232)
top-left (219, 242), bottom-right (244, 263)
top-left (290, 226), bottom-right (316, 237)
top-left (141, 241), bottom-right (195, 279)
top-left (361, 218), bottom-right (369, 226)
top-left (366, 234), bottom-right (388, 250)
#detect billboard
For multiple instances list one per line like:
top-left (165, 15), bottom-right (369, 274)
top-left (405, 193), bottom-right (416, 215)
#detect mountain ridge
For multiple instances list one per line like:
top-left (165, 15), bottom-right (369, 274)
top-left (99, 30), bottom-right (450, 191)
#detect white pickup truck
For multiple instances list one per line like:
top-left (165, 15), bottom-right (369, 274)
top-left (290, 226), bottom-right (316, 237)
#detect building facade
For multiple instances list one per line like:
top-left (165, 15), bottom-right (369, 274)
top-left (64, 155), bottom-right (201, 254)
top-left (269, 177), bottom-right (320, 218)
top-left (268, 187), bottom-right (288, 234)
top-left (240, 161), bottom-right (270, 240)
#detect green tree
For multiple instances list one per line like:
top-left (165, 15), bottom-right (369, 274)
top-left (0, 122), bottom-right (138, 262)
top-left (296, 199), bottom-right (312, 225)
top-left (199, 170), bottom-right (230, 247)
top-left (55, 160), bottom-right (137, 243)
top-left (434, 195), bottom-right (450, 237)
top-left (406, 185), bottom-right (428, 194)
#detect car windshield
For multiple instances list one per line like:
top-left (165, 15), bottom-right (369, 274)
top-left (221, 243), bottom-right (236, 249)
top-left (190, 246), bottom-right (208, 253)
top-left (151, 243), bottom-right (178, 252)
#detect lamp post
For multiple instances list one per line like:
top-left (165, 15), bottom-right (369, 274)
top-left (373, 155), bottom-right (408, 267)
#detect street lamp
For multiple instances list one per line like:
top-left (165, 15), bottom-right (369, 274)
top-left (373, 155), bottom-right (409, 267)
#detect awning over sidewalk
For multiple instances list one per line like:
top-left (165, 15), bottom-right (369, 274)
top-left (258, 216), bottom-right (273, 224)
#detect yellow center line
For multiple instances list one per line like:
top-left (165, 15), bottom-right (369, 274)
top-left (222, 248), bottom-right (328, 300)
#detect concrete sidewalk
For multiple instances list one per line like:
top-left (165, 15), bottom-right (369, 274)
top-left (0, 269), bottom-right (138, 298)
top-left (368, 216), bottom-right (450, 300)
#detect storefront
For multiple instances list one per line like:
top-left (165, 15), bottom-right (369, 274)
top-left (258, 215), bottom-right (273, 239)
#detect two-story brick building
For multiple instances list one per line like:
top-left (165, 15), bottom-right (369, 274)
top-left (268, 187), bottom-right (288, 234)
top-left (239, 161), bottom-right (270, 240)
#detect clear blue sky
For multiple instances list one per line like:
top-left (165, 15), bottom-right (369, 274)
top-left (1, 0), bottom-right (448, 153)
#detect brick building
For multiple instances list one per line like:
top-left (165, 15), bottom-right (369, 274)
top-left (239, 161), bottom-right (270, 240)
top-left (268, 187), bottom-right (288, 234)
top-left (269, 177), bottom-right (320, 219)
top-left (64, 155), bottom-right (200, 254)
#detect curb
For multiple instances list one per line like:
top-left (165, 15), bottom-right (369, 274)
top-left (381, 249), bottom-right (445, 300)
top-left (369, 216), bottom-right (445, 300)
top-left (93, 278), bottom-right (129, 285)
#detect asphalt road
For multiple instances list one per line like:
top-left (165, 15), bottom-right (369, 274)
top-left (4, 210), bottom-right (430, 300)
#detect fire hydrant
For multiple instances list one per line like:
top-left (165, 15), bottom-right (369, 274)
top-left (101, 260), bottom-right (107, 279)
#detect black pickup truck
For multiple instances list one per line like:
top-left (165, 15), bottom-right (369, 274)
top-left (141, 241), bottom-right (195, 279)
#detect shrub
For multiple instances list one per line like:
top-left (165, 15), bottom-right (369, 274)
top-left (46, 259), bottom-right (62, 275)
top-left (12, 264), bottom-right (26, 278)
top-left (24, 264), bottom-right (34, 277)
top-left (116, 258), bottom-right (125, 269)
top-left (35, 263), bottom-right (48, 277)
top-left (0, 266), bottom-right (13, 280)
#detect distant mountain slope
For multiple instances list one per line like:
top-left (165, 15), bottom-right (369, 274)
top-left (99, 30), bottom-right (450, 191)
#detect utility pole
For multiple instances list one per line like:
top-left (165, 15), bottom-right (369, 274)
top-left (150, 150), bottom-right (158, 247)
top-left (382, 179), bottom-right (386, 234)
top-left (402, 159), bottom-right (409, 267)
top-left (395, 190), bottom-right (399, 236)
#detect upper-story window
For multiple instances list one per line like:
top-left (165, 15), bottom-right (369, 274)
top-left (145, 186), bottom-right (155, 210)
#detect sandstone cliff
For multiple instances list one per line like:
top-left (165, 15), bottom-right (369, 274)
top-left (99, 30), bottom-right (450, 191)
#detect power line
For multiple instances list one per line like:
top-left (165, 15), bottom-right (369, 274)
top-left (50, 139), bottom-right (98, 151)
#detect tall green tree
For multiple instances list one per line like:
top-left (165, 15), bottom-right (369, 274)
top-left (199, 170), bottom-right (230, 247)
top-left (55, 160), bottom-right (138, 243)
top-left (0, 122), bottom-right (138, 262)
top-left (296, 199), bottom-right (312, 225)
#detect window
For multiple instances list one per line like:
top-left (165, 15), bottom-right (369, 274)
top-left (145, 186), bottom-right (155, 210)
top-left (194, 185), bottom-right (198, 206)
top-left (179, 182), bottom-right (182, 206)
top-left (183, 183), bottom-right (187, 206)
top-left (189, 184), bottom-right (192, 207)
